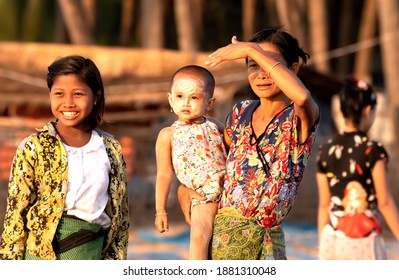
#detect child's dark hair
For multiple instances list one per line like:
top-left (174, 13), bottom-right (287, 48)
top-left (340, 77), bottom-right (377, 126)
top-left (47, 55), bottom-right (105, 131)
top-left (171, 65), bottom-right (215, 98)
top-left (247, 27), bottom-right (309, 67)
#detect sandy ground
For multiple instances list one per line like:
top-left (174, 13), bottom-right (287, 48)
top-left (127, 222), bottom-right (399, 260)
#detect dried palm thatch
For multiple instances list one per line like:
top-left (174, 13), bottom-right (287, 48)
top-left (0, 42), bottom-right (248, 127)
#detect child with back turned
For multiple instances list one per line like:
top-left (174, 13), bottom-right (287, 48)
top-left (154, 65), bottom-right (227, 260)
top-left (316, 77), bottom-right (399, 259)
top-left (0, 55), bottom-right (130, 260)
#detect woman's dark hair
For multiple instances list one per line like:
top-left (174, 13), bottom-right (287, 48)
top-left (340, 77), bottom-right (377, 126)
top-left (247, 27), bottom-right (309, 67)
top-left (47, 55), bottom-right (105, 131)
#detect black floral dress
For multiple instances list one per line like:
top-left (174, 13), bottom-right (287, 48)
top-left (316, 131), bottom-right (389, 259)
top-left (317, 131), bottom-right (388, 238)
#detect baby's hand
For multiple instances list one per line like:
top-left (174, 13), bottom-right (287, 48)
top-left (154, 213), bottom-right (169, 233)
top-left (177, 184), bottom-right (206, 225)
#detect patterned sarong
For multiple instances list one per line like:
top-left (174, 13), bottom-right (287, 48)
top-left (24, 216), bottom-right (104, 260)
top-left (210, 208), bottom-right (286, 260)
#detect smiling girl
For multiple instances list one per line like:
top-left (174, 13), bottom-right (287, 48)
top-left (0, 55), bottom-right (129, 260)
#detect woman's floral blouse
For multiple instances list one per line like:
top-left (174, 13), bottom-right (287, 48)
top-left (219, 100), bottom-right (318, 228)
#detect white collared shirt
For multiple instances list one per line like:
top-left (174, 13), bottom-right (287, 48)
top-left (63, 130), bottom-right (111, 228)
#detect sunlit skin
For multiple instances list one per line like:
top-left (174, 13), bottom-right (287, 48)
top-left (247, 43), bottom-right (289, 101)
top-left (49, 74), bottom-right (95, 147)
top-left (168, 75), bottom-right (215, 123)
top-left (178, 35), bottom-right (320, 226)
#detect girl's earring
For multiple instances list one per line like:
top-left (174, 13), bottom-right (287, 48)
top-left (170, 107), bottom-right (173, 112)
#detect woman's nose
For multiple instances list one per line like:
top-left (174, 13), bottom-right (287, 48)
top-left (257, 68), bottom-right (268, 78)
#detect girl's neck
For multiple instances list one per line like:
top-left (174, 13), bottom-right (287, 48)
top-left (55, 124), bottom-right (92, 147)
top-left (343, 121), bottom-right (367, 134)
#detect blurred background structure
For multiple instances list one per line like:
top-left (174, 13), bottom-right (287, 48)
top-left (0, 0), bottom-right (399, 258)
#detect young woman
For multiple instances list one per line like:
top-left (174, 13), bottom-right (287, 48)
top-left (178, 27), bottom-right (319, 260)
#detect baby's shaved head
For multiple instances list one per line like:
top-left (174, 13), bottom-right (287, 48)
top-left (171, 65), bottom-right (215, 98)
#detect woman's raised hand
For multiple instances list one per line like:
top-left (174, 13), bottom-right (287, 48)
top-left (205, 35), bottom-right (255, 67)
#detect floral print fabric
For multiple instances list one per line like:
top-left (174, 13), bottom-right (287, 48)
top-left (219, 100), bottom-right (318, 228)
top-left (316, 131), bottom-right (388, 238)
top-left (0, 122), bottom-right (129, 260)
top-left (211, 208), bottom-right (286, 260)
top-left (172, 118), bottom-right (227, 203)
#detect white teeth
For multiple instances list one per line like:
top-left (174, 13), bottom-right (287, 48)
top-left (62, 112), bottom-right (77, 116)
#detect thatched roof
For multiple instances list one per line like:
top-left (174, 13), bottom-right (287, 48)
top-left (0, 42), bottom-right (250, 126)
top-left (0, 42), bottom-right (342, 128)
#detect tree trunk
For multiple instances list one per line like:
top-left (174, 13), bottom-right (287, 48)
top-left (57, 0), bottom-right (95, 45)
top-left (377, 0), bottom-right (399, 150)
top-left (275, 0), bottom-right (291, 31)
top-left (264, 0), bottom-right (280, 28)
top-left (274, 0), bottom-right (306, 51)
top-left (191, 0), bottom-right (204, 47)
top-left (119, 0), bottom-right (135, 46)
top-left (289, 0), bottom-right (307, 50)
top-left (22, 0), bottom-right (42, 41)
top-left (242, 0), bottom-right (256, 41)
top-left (81, 0), bottom-right (96, 34)
top-left (174, 0), bottom-right (199, 51)
top-left (354, 0), bottom-right (377, 82)
top-left (336, 0), bottom-right (355, 78)
top-left (308, 0), bottom-right (330, 73)
top-left (140, 0), bottom-right (164, 49)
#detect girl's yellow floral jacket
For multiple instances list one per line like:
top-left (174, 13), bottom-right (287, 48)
top-left (0, 122), bottom-right (130, 260)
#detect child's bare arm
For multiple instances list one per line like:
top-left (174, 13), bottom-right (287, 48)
top-left (154, 127), bottom-right (174, 233)
top-left (373, 159), bottom-right (399, 240)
